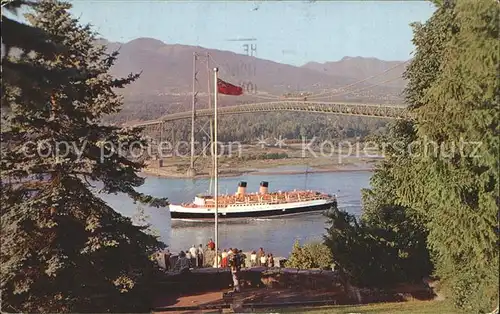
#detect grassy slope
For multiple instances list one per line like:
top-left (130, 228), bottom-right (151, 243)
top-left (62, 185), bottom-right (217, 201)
top-left (261, 300), bottom-right (455, 314)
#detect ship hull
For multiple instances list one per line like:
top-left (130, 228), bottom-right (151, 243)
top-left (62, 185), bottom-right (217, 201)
top-left (169, 200), bottom-right (336, 220)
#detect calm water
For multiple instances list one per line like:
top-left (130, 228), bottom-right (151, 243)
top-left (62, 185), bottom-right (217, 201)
top-left (100, 169), bottom-right (372, 257)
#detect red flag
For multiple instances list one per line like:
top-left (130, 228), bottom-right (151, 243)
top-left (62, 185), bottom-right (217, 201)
top-left (217, 78), bottom-right (243, 96)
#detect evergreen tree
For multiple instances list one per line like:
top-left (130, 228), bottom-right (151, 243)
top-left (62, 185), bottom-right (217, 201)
top-left (400, 1), bottom-right (498, 311)
top-left (360, 120), bottom-right (433, 283)
top-left (323, 207), bottom-right (379, 286)
top-left (1, 0), bottom-right (75, 112)
top-left (1, 0), bottom-right (168, 312)
top-left (324, 0), bottom-right (498, 311)
top-left (365, 0), bottom-right (498, 311)
top-left (324, 194), bottom-right (431, 287)
top-left (324, 119), bottom-right (433, 285)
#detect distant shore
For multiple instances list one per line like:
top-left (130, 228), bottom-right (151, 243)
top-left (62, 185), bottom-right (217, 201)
top-left (141, 161), bottom-right (375, 179)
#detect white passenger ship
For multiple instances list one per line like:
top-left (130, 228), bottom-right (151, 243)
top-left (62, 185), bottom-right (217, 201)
top-left (169, 181), bottom-right (337, 219)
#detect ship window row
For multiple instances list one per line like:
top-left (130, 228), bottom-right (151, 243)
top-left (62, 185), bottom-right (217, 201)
top-left (204, 198), bottom-right (325, 208)
top-left (229, 203), bottom-right (268, 207)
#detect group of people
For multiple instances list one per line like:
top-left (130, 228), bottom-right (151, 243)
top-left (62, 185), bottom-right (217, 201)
top-left (173, 244), bottom-right (205, 271)
top-left (156, 240), bottom-right (279, 293)
top-left (181, 240), bottom-right (245, 292)
top-left (206, 240), bottom-right (276, 269)
top-left (249, 247), bottom-right (275, 268)
top-left (158, 244), bottom-right (204, 272)
top-left (185, 244), bottom-right (205, 268)
top-left (159, 239), bottom-right (277, 275)
top-left (218, 247), bottom-right (245, 268)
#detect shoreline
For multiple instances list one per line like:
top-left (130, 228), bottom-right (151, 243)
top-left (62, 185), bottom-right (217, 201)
top-left (141, 166), bottom-right (374, 179)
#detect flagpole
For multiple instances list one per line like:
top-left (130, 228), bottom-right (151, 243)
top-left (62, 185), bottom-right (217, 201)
top-left (206, 53), bottom-right (214, 195)
top-left (213, 67), bottom-right (219, 268)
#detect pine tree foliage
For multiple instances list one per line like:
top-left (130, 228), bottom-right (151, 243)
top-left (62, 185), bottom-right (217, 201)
top-left (2, 0), bottom-right (62, 58)
top-left (360, 0), bottom-right (499, 312)
top-left (1, 0), bottom-right (168, 312)
top-left (323, 207), bottom-right (381, 286)
top-left (403, 1), bottom-right (456, 111)
top-left (322, 121), bottom-right (432, 286)
top-left (323, 196), bottom-right (431, 287)
top-left (1, 0), bottom-right (72, 110)
top-left (361, 120), bottom-right (433, 283)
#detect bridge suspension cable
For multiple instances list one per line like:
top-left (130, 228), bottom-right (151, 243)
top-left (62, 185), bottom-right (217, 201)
top-left (300, 60), bottom-right (409, 100)
top-left (208, 54), bottom-right (409, 102)
top-left (307, 76), bottom-right (403, 100)
top-left (237, 75), bottom-right (403, 102)
top-left (243, 60), bottom-right (409, 101)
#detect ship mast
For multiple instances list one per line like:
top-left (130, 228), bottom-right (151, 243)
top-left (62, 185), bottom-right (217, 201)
top-left (207, 53), bottom-right (214, 195)
top-left (213, 67), bottom-right (219, 267)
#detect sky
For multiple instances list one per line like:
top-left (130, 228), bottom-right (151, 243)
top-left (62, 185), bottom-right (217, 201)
top-left (66, 1), bottom-right (436, 66)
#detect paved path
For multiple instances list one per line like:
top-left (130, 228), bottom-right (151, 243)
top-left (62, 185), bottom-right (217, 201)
top-left (153, 287), bottom-right (339, 313)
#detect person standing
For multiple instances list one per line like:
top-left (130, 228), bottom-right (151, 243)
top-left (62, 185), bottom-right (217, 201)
top-left (260, 253), bottom-right (267, 268)
top-left (164, 249), bottom-right (171, 271)
top-left (185, 249), bottom-right (192, 268)
top-left (221, 249), bottom-right (228, 268)
top-left (189, 245), bottom-right (198, 268)
top-left (213, 252), bottom-right (221, 268)
top-left (197, 244), bottom-right (204, 267)
top-left (239, 250), bottom-right (246, 269)
top-left (250, 250), bottom-right (257, 267)
top-left (268, 254), bottom-right (274, 268)
top-left (208, 238), bottom-right (215, 251)
top-left (257, 248), bottom-right (265, 266)
top-left (229, 248), bottom-right (241, 292)
top-left (257, 248), bottom-right (262, 266)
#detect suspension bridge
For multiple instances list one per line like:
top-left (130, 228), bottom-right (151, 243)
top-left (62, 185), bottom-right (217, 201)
top-left (126, 52), bottom-right (410, 176)
top-left (132, 100), bottom-right (408, 128)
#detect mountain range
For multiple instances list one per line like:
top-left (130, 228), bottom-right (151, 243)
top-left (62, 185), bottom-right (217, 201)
top-left (99, 38), bottom-right (409, 122)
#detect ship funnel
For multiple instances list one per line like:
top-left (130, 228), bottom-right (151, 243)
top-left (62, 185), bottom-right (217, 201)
top-left (259, 181), bottom-right (269, 194)
top-left (236, 181), bottom-right (247, 195)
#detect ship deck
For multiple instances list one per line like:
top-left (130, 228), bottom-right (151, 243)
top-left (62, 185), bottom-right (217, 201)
top-left (170, 200), bottom-right (335, 219)
top-left (180, 190), bottom-right (334, 208)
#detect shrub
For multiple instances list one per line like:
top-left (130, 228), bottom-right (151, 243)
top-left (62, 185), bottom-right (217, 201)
top-left (286, 240), bottom-right (333, 270)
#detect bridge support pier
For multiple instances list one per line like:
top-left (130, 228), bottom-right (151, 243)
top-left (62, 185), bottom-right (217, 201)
top-left (186, 167), bottom-right (196, 177)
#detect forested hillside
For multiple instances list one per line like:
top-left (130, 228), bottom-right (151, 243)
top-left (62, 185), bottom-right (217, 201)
top-left (147, 113), bottom-right (389, 144)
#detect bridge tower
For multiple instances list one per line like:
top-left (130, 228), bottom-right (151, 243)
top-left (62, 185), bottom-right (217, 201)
top-left (186, 52), bottom-right (198, 177)
top-left (186, 52), bottom-right (214, 178)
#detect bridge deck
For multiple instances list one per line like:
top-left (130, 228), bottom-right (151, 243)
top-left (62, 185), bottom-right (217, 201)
top-left (129, 101), bottom-right (409, 127)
